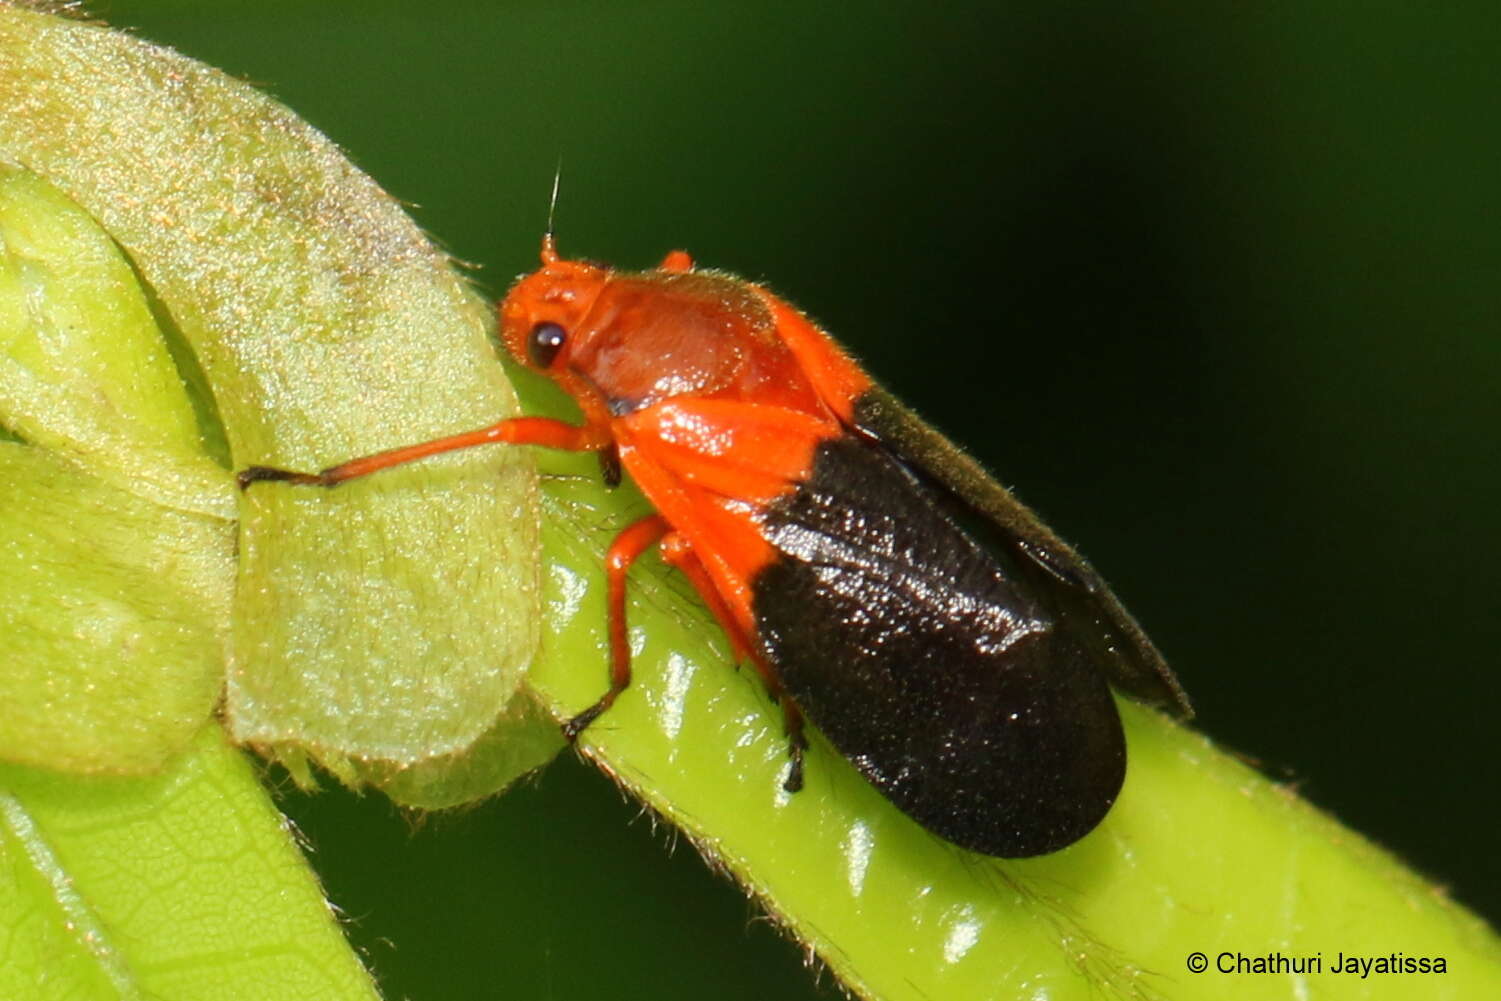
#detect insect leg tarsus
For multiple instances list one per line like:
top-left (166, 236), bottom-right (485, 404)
top-left (598, 443), bottom-right (623, 487)
top-left (781, 699), bottom-right (808, 793)
top-left (235, 465), bottom-right (331, 490)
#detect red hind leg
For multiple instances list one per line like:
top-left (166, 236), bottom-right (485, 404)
top-left (659, 532), bottom-right (754, 664)
top-left (659, 532), bottom-right (807, 792)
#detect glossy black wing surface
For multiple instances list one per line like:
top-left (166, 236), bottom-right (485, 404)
top-left (851, 386), bottom-right (1192, 718)
top-left (752, 433), bottom-right (1126, 857)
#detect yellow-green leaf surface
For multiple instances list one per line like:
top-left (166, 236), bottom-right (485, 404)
top-left (0, 441), bottom-right (228, 775)
top-left (0, 727), bottom-right (380, 1001)
top-left (0, 3), bottom-right (554, 794)
top-left (0, 165), bottom-right (229, 519)
top-left (0, 164), bottom-right (231, 775)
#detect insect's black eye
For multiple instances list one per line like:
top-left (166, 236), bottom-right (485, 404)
top-left (527, 322), bottom-right (567, 368)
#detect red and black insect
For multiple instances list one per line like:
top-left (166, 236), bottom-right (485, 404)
top-left (240, 235), bottom-right (1192, 858)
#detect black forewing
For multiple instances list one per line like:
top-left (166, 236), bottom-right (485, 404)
top-left (753, 434), bottom-right (1127, 857)
top-left (851, 386), bottom-right (1192, 718)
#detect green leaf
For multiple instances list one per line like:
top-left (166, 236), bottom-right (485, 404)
top-left (0, 727), bottom-right (380, 1001)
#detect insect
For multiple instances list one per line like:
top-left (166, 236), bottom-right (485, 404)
top-left (240, 234), bottom-right (1192, 857)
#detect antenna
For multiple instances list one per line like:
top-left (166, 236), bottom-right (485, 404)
top-left (541, 158), bottom-right (563, 263)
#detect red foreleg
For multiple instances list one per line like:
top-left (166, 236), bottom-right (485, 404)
top-left (237, 416), bottom-right (611, 489)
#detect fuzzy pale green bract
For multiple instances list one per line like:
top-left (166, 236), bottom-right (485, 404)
top-left (0, 3), bottom-right (552, 799)
top-left (0, 164), bottom-right (232, 775)
top-left (1, 5), bottom-right (1498, 1001)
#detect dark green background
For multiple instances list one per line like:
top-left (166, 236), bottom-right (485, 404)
top-left (97, 2), bottom-right (1499, 998)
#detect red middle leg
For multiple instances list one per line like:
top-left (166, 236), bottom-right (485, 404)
top-left (562, 513), bottom-right (671, 741)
